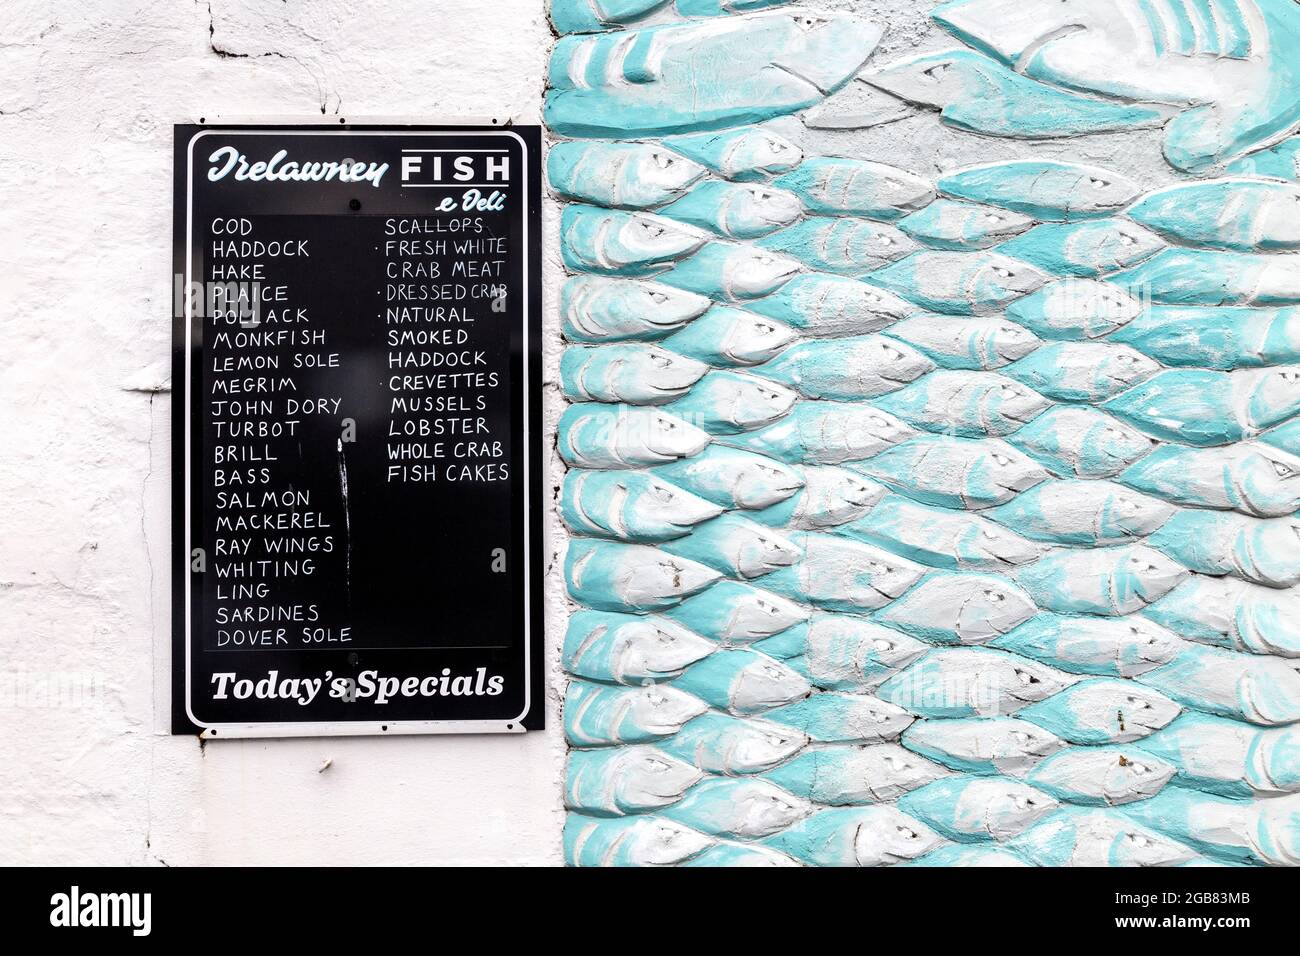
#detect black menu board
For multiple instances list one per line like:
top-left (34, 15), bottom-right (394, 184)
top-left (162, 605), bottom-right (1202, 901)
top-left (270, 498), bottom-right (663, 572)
top-left (171, 124), bottom-right (543, 736)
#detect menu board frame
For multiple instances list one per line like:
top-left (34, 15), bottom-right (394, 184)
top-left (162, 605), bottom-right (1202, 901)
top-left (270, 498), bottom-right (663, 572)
top-left (171, 122), bottom-right (543, 738)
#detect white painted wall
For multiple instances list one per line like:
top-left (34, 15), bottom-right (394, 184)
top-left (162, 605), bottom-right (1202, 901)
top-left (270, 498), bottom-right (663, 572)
top-left (0, 0), bottom-right (566, 865)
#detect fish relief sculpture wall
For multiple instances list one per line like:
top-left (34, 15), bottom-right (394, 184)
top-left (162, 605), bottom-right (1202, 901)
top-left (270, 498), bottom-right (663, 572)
top-left (545, 0), bottom-right (1300, 866)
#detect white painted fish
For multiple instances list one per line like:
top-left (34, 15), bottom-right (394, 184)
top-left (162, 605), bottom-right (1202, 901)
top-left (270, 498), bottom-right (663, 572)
top-left (660, 241), bottom-right (802, 301)
top-left (873, 571), bottom-right (1039, 644)
top-left (561, 274), bottom-right (711, 342)
top-left (662, 777), bottom-right (811, 839)
top-left (1005, 342), bottom-right (1159, 403)
top-left (773, 157), bottom-right (935, 220)
top-left (754, 613), bottom-right (930, 692)
top-left (726, 401), bottom-right (915, 465)
top-left (765, 744), bottom-right (952, 804)
top-left (1146, 575), bottom-right (1300, 657)
top-left (1017, 677), bottom-right (1181, 744)
top-left (1138, 643), bottom-right (1300, 726)
top-left (681, 843), bottom-right (801, 867)
top-left (663, 123), bottom-right (804, 181)
top-left (1119, 441), bottom-right (1300, 516)
top-left (990, 613), bottom-right (1183, 678)
top-left (563, 610), bottom-right (716, 684)
top-left (661, 712), bottom-right (809, 774)
top-left (564, 813), bottom-right (713, 866)
top-left (664, 369), bottom-right (797, 434)
top-left (561, 469), bottom-right (723, 541)
top-left (1014, 544), bottom-right (1188, 615)
top-left (899, 198), bottom-right (1036, 251)
top-left (1026, 746), bottom-right (1176, 807)
top-left (905, 845), bottom-right (1029, 866)
top-left (765, 806), bottom-right (947, 866)
top-left (841, 495), bottom-right (1043, 571)
top-left (660, 181), bottom-right (803, 238)
top-left (1142, 712), bottom-right (1300, 798)
top-left (547, 140), bottom-right (705, 208)
top-left (661, 579), bottom-right (810, 643)
top-left (873, 250), bottom-right (1048, 315)
top-left (761, 532), bottom-right (926, 612)
top-left (565, 681), bottom-right (710, 746)
top-left (902, 716), bottom-right (1066, 774)
top-left (997, 218), bottom-right (1165, 278)
top-left (661, 513), bottom-right (800, 580)
top-left (762, 692), bottom-right (915, 743)
top-left (661, 305), bottom-right (798, 367)
top-left (560, 343), bottom-right (709, 404)
top-left (874, 369), bottom-right (1052, 438)
top-left (565, 539), bottom-right (721, 612)
top-left (757, 217), bottom-right (918, 274)
top-left (746, 272), bottom-right (918, 336)
top-left (883, 314), bottom-right (1041, 370)
top-left (1148, 510), bottom-right (1300, 587)
top-left (1114, 248), bottom-right (1300, 306)
top-left (651, 444), bottom-right (803, 510)
top-left (937, 160), bottom-right (1141, 220)
top-left (752, 334), bottom-right (935, 400)
top-left (879, 648), bottom-right (1072, 718)
top-left (749, 465), bottom-right (885, 530)
top-left (1104, 367), bottom-right (1300, 446)
top-left (1007, 808), bottom-right (1196, 867)
top-left (561, 205), bottom-right (708, 275)
top-left (558, 403), bottom-right (712, 469)
top-left (987, 479), bottom-right (1175, 546)
top-left (932, 0), bottom-right (1300, 174)
top-left (1011, 406), bottom-right (1158, 479)
top-left (565, 746), bottom-right (703, 816)
top-left (898, 776), bottom-right (1059, 842)
top-left (671, 648), bottom-right (810, 715)
top-left (858, 434), bottom-right (1048, 509)
top-left (1128, 178), bottom-right (1300, 251)
top-left (1006, 277), bottom-right (1144, 340)
top-left (1122, 789), bottom-right (1300, 866)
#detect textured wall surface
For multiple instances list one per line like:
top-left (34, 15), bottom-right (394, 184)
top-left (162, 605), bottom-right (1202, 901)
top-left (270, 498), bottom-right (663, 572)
top-left (0, 0), bottom-right (566, 865)
top-left (549, 0), bottom-right (1300, 866)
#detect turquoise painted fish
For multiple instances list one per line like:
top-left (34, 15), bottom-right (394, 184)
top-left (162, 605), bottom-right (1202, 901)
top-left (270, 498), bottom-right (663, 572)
top-left (558, 403), bottom-right (711, 468)
top-left (660, 181), bottom-right (803, 238)
top-left (659, 242), bottom-right (802, 301)
top-left (1013, 545), bottom-right (1187, 615)
top-left (1138, 643), bottom-right (1300, 726)
top-left (1128, 178), bottom-right (1300, 251)
top-left (565, 746), bottom-right (703, 816)
top-left (986, 479), bottom-right (1175, 546)
top-left (1103, 367), bottom-right (1300, 446)
top-left (764, 806), bottom-right (946, 866)
top-left (996, 218), bottom-right (1165, 278)
top-left (680, 843), bottom-right (799, 867)
top-left (565, 680), bottom-right (709, 746)
top-left (883, 313), bottom-right (1041, 370)
top-left (773, 157), bottom-right (934, 220)
top-left (660, 305), bottom-right (797, 367)
top-left (726, 401), bottom-right (915, 465)
top-left (898, 198), bottom-right (1035, 251)
top-left (1148, 510), bottom-right (1300, 587)
top-left (671, 648), bottom-right (810, 715)
top-left (1145, 575), bottom-right (1300, 657)
top-left (663, 123), bottom-right (804, 181)
top-left (857, 434), bottom-right (1048, 509)
top-left (561, 274), bottom-right (711, 342)
top-left (661, 777), bottom-right (811, 839)
top-left (937, 160), bottom-right (1140, 220)
top-left (905, 845), bottom-right (1029, 866)
top-left (1011, 406), bottom-right (1158, 479)
top-left (765, 744), bottom-right (951, 804)
top-left (757, 217), bottom-right (917, 274)
top-left (661, 712), bottom-right (809, 774)
top-left (560, 343), bottom-right (708, 404)
top-left (898, 776), bottom-right (1058, 842)
top-left (751, 334), bottom-right (934, 400)
top-left (1005, 342), bottom-right (1160, 403)
top-left (561, 469), bottom-right (723, 541)
top-left (561, 205), bottom-right (707, 275)
top-left (565, 539), bottom-right (721, 612)
top-left (661, 579), bottom-right (809, 643)
top-left (760, 532), bottom-right (926, 613)
top-left (872, 250), bottom-right (1048, 315)
top-left (874, 369), bottom-right (1052, 438)
top-left (650, 444), bottom-right (803, 510)
top-left (664, 369), bottom-right (797, 434)
top-left (840, 495), bottom-right (1042, 571)
top-left (1017, 677), bottom-right (1181, 744)
top-left (1006, 277), bottom-right (1143, 340)
top-left (547, 140), bottom-right (704, 208)
top-left (901, 716), bottom-right (1065, 774)
top-left (549, 0), bottom-right (669, 35)
top-left (1122, 788), bottom-right (1300, 866)
top-left (990, 613), bottom-right (1182, 678)
top-left (1226, 135), bottom-right (1300, 181)
top-left (563, 610), bottom-right (716, 684)
top-left (1109, 305), bottom-right (1300, 370)
top-left (749, 465), bottom-right (885, 531)
top-left (661, 513), bottom-right (800, 579)
top-left (745, 273), bottom-right (918, 336)
top-left (1142, 713), bottom-right (1300, 798)
top-left (1114, 248), bottom-right (1300, 306)
top-left (1119, 441), bottom-right (1300, 516)
top-left (872, 572), bottom-right (1038, 644)
top-left (564, 813), bottom-right (712, 866)
top-left (879, 648), bottom-right (1072, 718)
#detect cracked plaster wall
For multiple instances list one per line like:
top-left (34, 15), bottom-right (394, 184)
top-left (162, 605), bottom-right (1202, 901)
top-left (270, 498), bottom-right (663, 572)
top-left (0, 0), bottom-right (565, 865)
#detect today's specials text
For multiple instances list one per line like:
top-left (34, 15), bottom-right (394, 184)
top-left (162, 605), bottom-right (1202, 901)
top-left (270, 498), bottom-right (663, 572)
top-left (172, 126), bottom-right (542, 736)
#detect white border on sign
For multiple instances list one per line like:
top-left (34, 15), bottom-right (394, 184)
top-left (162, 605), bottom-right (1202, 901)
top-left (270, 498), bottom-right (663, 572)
top-left (184, 128), bottom-right (533, 739)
